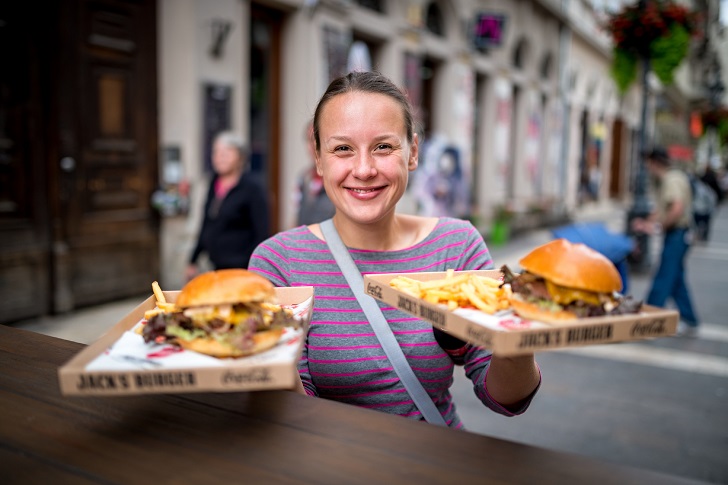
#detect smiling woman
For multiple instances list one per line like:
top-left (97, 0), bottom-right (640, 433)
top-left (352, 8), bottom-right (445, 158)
top-left (248, 71), bottom-right (541, 428)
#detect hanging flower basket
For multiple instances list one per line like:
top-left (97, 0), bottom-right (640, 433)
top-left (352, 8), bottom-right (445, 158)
top-left (605, 1), bottom-right (700, 93)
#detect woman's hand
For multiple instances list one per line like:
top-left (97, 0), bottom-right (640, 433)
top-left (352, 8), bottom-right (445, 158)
top-left (485, 353), bottom-right (540, 408)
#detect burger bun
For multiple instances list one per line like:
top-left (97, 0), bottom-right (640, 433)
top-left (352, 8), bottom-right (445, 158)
top-left (519, 238), bottom-right (622, 294)
top-left (177, 269), bottom-right (276, 308)
top-left (509, 296), bottom-right (577, 324)
top-left (175, 328), bottom-right (284, 358)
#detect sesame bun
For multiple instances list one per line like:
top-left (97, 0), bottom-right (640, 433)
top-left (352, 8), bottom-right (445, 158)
top-left (176, 328), bottom-right (284, 358)
top-left (519, 239), bottom-right (622, 294)
top-left (509, 297), bottom-right (577, 324)
top-left (176, 269), bottom-right (276, 308)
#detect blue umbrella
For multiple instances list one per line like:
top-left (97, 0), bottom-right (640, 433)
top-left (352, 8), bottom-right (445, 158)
top-left (551, 222), bottom-right (635, 294)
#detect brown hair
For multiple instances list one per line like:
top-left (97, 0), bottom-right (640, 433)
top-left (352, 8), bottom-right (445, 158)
top-left (312, 71), bottom-right (416, 152)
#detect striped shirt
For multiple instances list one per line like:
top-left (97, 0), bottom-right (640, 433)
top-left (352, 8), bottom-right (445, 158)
top-left (249, 217), bottom-right (535, 428)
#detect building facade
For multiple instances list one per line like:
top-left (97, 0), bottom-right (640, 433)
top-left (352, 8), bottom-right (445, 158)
top-left (5, 0), bottom-right (719, 321)
top-left (157, 0), bottom-right (651, 288)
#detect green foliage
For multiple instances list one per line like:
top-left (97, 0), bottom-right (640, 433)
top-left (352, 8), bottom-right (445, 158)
top-left (611, 48), bottom-right (638, 94)
top-left (719, 119), bottom-right (728, 144)
top-left (650, 24), bottom-right (690, 86)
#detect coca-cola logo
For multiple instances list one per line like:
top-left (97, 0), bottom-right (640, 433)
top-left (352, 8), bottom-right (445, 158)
top-left (366, 282), bottom-right (382, 299)
top-left (630, 318), bottom-right (666, 337)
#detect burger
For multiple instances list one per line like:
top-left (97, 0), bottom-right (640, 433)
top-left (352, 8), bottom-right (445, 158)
top-left (143, 269), bottom-right (299, 358)
top-left (501, 239), bottom-right (642, 323)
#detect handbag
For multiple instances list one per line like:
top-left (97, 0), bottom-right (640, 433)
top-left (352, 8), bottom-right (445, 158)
top-left (320, 219), bottom-right (447, 426)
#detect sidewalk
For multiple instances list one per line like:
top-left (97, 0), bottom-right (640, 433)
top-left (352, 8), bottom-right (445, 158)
top-left (9, 201), bottom-right (626, 345)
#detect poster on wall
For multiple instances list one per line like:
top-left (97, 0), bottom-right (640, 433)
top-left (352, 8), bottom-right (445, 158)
top-left (202, 83), bottom-right (232, 173)
top-left (323, 25), bottom-right (351, 84)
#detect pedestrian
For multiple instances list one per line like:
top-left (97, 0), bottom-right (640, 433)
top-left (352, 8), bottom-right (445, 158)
top-left (295, 123), bottom-right (336, 225)
top-left (691, 169), bottom-right (718, 243)
top-left (185, 131), bottom-right (269, 281)
top-left (632, 147), bottom-right (700, 337)
top-left (249, 71), bottom-right (541, 427)
top-left (695, 165), bottom-right (724, 242)
top-left (701, 165), bottom-right (724, 206)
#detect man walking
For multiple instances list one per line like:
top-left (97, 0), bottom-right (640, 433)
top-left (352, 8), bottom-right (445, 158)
top-left (632, 147), bottom-right (700, 337)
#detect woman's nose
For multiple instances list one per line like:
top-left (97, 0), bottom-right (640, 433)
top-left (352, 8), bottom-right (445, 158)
top-left (352, 152), bottom-right (377, 179)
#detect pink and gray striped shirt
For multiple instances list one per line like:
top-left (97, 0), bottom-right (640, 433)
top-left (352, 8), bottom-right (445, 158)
top-left (249, 217), bottom-right (537, 428)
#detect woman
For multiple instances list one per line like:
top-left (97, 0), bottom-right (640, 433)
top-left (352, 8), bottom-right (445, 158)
top-left (249, 71), bottom-right (540, 428)
top-left (186, 132), bottom-right (269, 280)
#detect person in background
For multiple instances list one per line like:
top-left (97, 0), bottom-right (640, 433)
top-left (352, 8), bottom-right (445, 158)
top-left (698, 165), bottom-right (724, 241)
top-left (295, 123), bottom-right (336, 225)
top-left (185, 131), bottom-right (269, 280)
top-left (632, 147), bottom-right (700, 337)
top-left (249, 71), bottom-right (541, 427)
top-left (701, 165), bottom-right (724, 206)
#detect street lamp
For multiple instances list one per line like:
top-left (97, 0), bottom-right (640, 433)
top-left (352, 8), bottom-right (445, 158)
top-left (706, 58), bottom-right (725, 167)
top-left (625, 1), bottom-right (652, 272)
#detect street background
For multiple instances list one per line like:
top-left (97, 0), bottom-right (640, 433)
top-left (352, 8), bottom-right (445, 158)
top-left (9, 200), bottom-right (728, 484)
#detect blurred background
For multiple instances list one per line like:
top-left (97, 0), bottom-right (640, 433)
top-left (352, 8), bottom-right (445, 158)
top-left (2, 1), bottom-right (728, 482)
top-left (1, 0), bottom-right (726, 319)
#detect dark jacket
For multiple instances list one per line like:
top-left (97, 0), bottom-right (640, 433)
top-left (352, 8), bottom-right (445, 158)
top-left (190, 172), bottom-right (269, 269)
top-left (701, 168), bottom-right (724, 204)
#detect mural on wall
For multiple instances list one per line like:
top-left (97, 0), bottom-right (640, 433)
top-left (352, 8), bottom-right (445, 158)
top-left (403, 53), bottom-right (423, 129)
top-left (493, 77), bottom-right (512, 196)
top-left (524, 91), bottom-right (543, 196)
top-left (544, 102), bottom-right (564, 198)
top-left (411, 134), bottom-right (469, 218)
top-left (451, 64), bottom-right (475, 214)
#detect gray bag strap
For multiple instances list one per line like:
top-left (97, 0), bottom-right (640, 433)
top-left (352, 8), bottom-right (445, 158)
top-left (320, 219), bottom-right (447, 426)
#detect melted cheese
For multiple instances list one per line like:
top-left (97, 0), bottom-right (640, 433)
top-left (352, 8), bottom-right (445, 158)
top-left (545, 280), bottom-right (602, 306)
top-left (182, 304), bottom-right (253, 325)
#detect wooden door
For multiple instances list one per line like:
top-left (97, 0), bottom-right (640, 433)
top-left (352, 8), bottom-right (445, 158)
top-left (250, 3), bottom-right (282, 232)
top-left (0, 0), bottom-right (159, 322)
top-left (0, 3), bottom-right (53, 321)
top-left (609, 118), bottom-right (625, 198)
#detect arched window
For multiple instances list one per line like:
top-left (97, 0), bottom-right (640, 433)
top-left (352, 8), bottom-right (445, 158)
top-left (512, 38), bottom-right (529, 69)
top-left (356, 0), bottom-right (383, 13)
top-left (425, 2), bottom-right (444, 37)
top-left (540, 52), bottom-right (553, 81)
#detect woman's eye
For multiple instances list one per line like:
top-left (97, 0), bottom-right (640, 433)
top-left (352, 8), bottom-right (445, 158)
top-left (375, 144), bottom-right (393, 151)
top-left (333, 145), bottom-right (351, 153)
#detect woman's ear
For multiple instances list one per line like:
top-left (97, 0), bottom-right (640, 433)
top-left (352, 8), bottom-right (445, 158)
top-left (408, 133), bottom-right (419, 171)
top-left (315, 154), bottom-right (323, 176)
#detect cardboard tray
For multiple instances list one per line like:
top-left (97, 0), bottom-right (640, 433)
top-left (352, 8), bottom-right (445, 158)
top-left (58, 287), bottom-right (313, 396)
top-left (363, 271), bottom-right (678, 356)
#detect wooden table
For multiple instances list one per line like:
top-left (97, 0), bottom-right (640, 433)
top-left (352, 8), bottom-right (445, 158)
top-left (0, 325), bottom-right (699, 484)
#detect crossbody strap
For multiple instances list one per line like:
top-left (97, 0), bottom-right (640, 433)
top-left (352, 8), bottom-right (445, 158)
top-left (320, 219), bottom-right (447, 426)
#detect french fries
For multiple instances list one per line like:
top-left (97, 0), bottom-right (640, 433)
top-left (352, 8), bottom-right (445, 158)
top-left (142, 281), bottom-right (178, 322)
top-left (389, 269), bottom-right (511, 314)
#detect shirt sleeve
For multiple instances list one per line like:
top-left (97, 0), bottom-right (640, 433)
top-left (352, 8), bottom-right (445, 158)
top-left (248, 235), bottom-right (317, 396)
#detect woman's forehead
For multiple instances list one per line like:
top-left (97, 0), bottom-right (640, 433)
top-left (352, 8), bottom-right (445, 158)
top-left (320, 92), bottom-right (405, 129)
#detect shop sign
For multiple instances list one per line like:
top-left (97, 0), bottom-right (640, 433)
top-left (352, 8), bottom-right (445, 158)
top-left (472, 13), bottom-right (506, 49)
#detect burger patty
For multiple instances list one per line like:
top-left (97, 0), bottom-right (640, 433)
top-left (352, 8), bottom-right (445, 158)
top-left (501, 265), bottom-right (642, 318)
top-left (142, 303), bottom-right (296, 346)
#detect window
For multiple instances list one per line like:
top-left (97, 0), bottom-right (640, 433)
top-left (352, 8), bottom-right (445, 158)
top-left (356, 0), bottom-right (383, 13)
top-left (425, 2), bottom-right (444, 37)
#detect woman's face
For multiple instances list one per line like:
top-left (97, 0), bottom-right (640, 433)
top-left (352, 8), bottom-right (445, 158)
top-left (212, 140), bottom-right (242, 176)
top-left (315, 91), bottom-right (418, 225)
